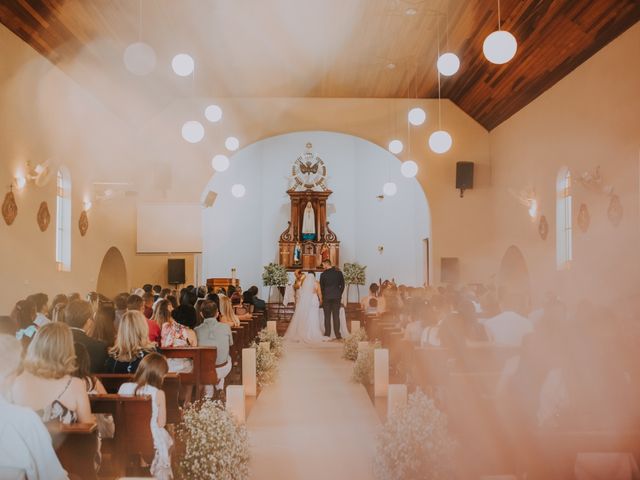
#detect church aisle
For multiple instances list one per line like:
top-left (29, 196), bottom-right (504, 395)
top-left (247, 343), bottom-right (380, 480)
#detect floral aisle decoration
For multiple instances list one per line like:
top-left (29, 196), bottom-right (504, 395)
top-left (262, 262), bottom-right (288, 302)
top-left (352, 340), bottom-right (381, 385)
top-left (343, 262), bottom-right (366, 302)
top-left (374, 390), bottom-right (457, 480)
top-left (251, 341), bottom-right (279, 388)
top-left (176, 400), bottom-right (249, 480)
top-left (257, 328), bottom-right (284, 359)
top-left (343, 328), bottom-right (368, 361)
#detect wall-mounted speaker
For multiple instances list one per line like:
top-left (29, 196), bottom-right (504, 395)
top-left (441, 257), bottom-right (460, 284)
top-left (456, 161), bottom-right (474, 197)
top-left (168, 259), bottom-right (186, 285)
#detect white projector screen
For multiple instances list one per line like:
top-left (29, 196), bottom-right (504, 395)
top-left (137, 203), bottom-right (202, 253)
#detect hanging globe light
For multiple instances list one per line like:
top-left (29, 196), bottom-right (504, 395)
top-left (123, 42), bottom-right (156, 76)
top-left (225, 137), bottom-right (240, 152)
top-left (428, 130), bottom-right (452, 154)
top-left (400, 160), bottom-right (419, 178)
top-left (437, 52), bottom-right (460, 76)
top-left (382, 182), bottom-right (398, 197)
top-left (205, 104), bottom-right (223, 123)
top-left (388, 140), bottom-right (403, 154)
top-left (408, 108), bottom-right (427, 126)
top-left (231, 184), bottom-right (246, 198)
top-left (181, 121), bottom-right (204, 143)
top-left (211, 154), bottom-right (230, 172)
top-left (483, 30), bottom-right (517, 64)
top-left (172, 53), bottom-right (194, 76)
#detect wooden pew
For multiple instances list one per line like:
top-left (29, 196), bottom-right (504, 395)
top-left (90, 394), bottom-right (154, 478)
top-left (48, 422), bottom-right (98, 480)
top-left (96, 372), bottom-right (181, 424)
top-left (159, 347), bottom-right (218, 399)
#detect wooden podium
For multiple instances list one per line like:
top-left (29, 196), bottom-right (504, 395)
top-left (206, 277), bottom-right (240, 291)
top-left (278, 189), bottom-right (339, 271)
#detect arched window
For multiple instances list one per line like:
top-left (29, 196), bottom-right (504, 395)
top-left (556, 168), bottom-right (572, 270)
top-left (56, 167), bottom-right (71, 272)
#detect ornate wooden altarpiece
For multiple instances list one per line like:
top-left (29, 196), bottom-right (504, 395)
top-left (278, 144), bottom-right (340, 271)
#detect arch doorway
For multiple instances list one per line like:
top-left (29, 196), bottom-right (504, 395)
top-left (96, 247), bottom-right (128, 298)
top-left (497, 245), bottom-right (531, 315)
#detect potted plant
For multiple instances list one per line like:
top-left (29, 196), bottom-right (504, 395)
top-left (262, 262), bottom-right (288, 302)
top-left (343, 262), bottom-right (366, 303)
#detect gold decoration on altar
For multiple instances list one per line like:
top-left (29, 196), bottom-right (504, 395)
top-left (37, 201), bottom-right (50, 232)
top-left (2, 190), bottom-right (18, 225)
top-left (79, 210), bottom-right (89, 236)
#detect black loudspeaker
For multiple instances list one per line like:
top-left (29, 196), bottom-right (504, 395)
top-left (167, 259), bottom-right (186, 285)
top-left (456, 161), bottom-right (474, 197)
top-left (441, 257), bottom-right (460, 284)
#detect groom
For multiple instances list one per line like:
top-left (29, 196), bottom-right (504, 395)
top-left (320, 259), bottom-right (345, 340)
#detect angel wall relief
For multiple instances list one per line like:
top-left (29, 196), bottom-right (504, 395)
top-left (2, 191), bottom-right (18, 225)
top-left (37, 202), bottom-right (50, 232)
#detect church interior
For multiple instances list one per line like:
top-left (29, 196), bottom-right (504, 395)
top-left (0, 1), bottom-right (639, 479)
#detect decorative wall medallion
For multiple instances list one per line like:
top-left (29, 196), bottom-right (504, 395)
top-left (2, 191), bottom-right (17, 225)
top-left (577, 203), bottom-right (590, 233)
top-left (538, 215), bottom-right (549, 240)
top-left (79, 210), bottom-right (89, 236)
top-left (37, 201), bottom-right (50, 232)
top-left (607, 194), bottom-right (623, 226)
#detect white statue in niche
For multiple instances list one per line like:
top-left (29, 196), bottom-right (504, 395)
top-left (301, 202), bottom-right (316, 241)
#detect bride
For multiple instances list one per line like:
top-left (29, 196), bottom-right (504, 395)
top-left (284, 272), bottom-right (327, 343)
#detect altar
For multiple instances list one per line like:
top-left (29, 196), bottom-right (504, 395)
top-left (278, 143), bottom-right (340, 271)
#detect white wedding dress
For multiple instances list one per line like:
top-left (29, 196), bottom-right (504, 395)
top-left (284, 275), bottom-right (327, 343)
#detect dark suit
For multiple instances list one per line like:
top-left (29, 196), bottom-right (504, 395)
top-left (71, 328), bottom-right (108, 373)
top-left (320, 267), bottom-right (345, 338)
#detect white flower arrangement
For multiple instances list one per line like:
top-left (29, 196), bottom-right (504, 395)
top-left (257, 328), bottom-right (284, 359)
top-left (374, 390), bottom-right (457, 480)
top-left (351, 340), bottom-right (381, 385)
top-left (343, 262), bottom-right (366, 285)
top-left (261, 263), bottom-right (288, 287)
top-left (176, 400), bottom-right (250, 480)
top-left (342, 328), bottom-right (368, 361)
top-left (252, 341), bottom-right (279, 388)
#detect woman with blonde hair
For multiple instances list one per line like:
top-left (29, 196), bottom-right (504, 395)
top-left (219, 295), bottom-right (241, 327)
top-left (106, 311), bottom-right (156, 374)
top-left (11, 322), bottom-right (94, 425)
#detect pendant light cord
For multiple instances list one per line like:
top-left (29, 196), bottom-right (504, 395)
top-left (498, 0), bottom-right (502, 30)
top-left (437, 15), bottom-right (442, 129)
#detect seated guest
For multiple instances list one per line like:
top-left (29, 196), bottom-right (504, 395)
top-left (219, 296), bottom-right (242, 327)
top-left (68, 293), bottom-right (81, 302)
top-left (153, 288), bottom-right (171, 308)
top-left (113, 292), bottom-right (128, 330)
top-left (73, 343), bottom-right (107, 395)
top-left (365, 297), bottom-right (379, 316)
top-left (12, 299), bottom-right (38, 349)
top-left (152, 284), bottom-right (162, 302)
top-left (64, 300), bottom-right (108, 373)
top-left (0, 334), bottom-right (68, 480)
top-left (161, 300), bottom-right (197, 373)
top-left (230, 294), bottom-right (253, 320)
top-left (482, 309), bottom-right (533, 347)
top-left (89, 303), bottom-right (116, 347)
top-left (142, 292), bottom-right (154, 319)
top-left (166, 294), bottom-right (179, 310)
top-left (206, 293), bottom-right (220, 310)
top-left (172, 289), bottom-right (198, 332)
top-left (142, 284), bottom-right (153, 295)
top-left (440, 298), bottom-right (489, 351)
top-left (0, 315), bottom-right (17, 335)
top-left (128, 294), bottom-right (160, 343)
top-left (152, 299), bottom-right (174, 332)
top-left (118, 354), bottom-right (173, 480)
top-left (11, 323), bottom-right (94, 424)
top-left (243, 286), bottom-right (266, 312)
top-left (106, 311), bottom-right (156, 374)
top-left (28, 293), bottom-right (50, 327)
top-left (49, 294), bottom-right (68, 322)
top-left (195, 301), bottom-right (233, 397)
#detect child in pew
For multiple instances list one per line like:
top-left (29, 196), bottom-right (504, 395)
top-left (118, 353), bottom-right (173, 480)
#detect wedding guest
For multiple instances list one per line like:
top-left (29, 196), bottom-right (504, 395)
top-left (0, 334), bottom-right (69, 480)
top-left (68, 293), bottom-right (81, 302)
top-left (171, 289), bottom-right (198, 331)
top-left (153, 288), bottom-right (171, 308)
top-left (113, 293), bottom-right (128, 330)
top-left (152, 299), bottom-right (174, 333)
top-left (360, 283), bottom-right (383, 313)
top-left (11, 323), bottom-right (94, 425)
top-left (439, 298), bottom-right (489, 352)
top-left (86, 292), bottom-right (100, 314)
top-left (28, 293), bottom-right (50, 327)
top-left (152, 285), bottom-right (162, 302)
top-left (161, 300), bottom-right (197, 373)
top-left (73, 343), bottom-right (106, 395)
top-left (142, 284), bottom-right (153, 295)
top-left (118, 354), bottom-right (173, 480)
top-left (13, 299), bottom-right (38, 349)
top-left (219, 296), bottom-right (242, 327)
top-left (142, 292), bottom-right (154, 319)
top-left (195, 301), bottom-right (233, 397)
top-left (243, 286), bottom-right (266, 312)
top-left (49, 294), bottom-right (69, 323)
top-left (166, 295), bottom-right (179, 310)
top-left (128, 294), bottom-right (160, 343)
top-left (0, 315), bottom-right (16, 335)
top-left (64, 300), bottom-right (108, 373)
top-left (230, 294), bottom-right (252, 320)
top-left (482, 309), bottom-right (533, 347)
top-left (106, 311), bottom-right (156, 374)
top-left (89, 304), bottom-right (117, 348)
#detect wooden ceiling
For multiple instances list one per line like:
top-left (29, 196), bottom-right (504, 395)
top-left (1, 0), bottom-right (638, 130)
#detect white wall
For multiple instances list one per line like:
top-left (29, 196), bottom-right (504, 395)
top-left (202, 131), bottom-right (430, 293)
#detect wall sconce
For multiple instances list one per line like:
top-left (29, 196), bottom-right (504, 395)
top-left (14, 175), bottom-right (26, 191)
top-left (83, 200), bottom-right (92, 211)
top-left (377, 245), bottom-right (384, 254)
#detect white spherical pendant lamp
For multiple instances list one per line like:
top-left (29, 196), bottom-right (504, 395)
top-left (400, 160), bottom-right (419, 178)
top-left (231, 184), bottom-right (246, 198)
top-left (408, 108), bottom-right (427, 126)
top-left (428, 130), bottom-right (452, 154)
top-left (483, 30), bottom-right (517, 64)
top-left (437, 52), bottom-right (460, 76)
top-left (123, 42), bottom-right (156, 76)
top-left (205, 104), bottom-right (223, 123)
top-left (181, 121), bottom-right (204, 143)
top-left (388, 140), bottom-right (403, 154)
top-left (172, 53), bottom-right (195, 76)
top-left (225, 137), bottom-right (239, 152)
top-left (211, 154), bottom-right (230, 172)
top-left (382, 182), bottom-right (398, 197)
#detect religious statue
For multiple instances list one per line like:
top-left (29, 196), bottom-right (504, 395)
top-left (293, 242), bottom-right (302, 265)
top-left (301, 201), bottom-right (316, 241)
top-left (320, 242), bottom-right (330, 262)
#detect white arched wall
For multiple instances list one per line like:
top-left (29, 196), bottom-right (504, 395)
top-left (202, 131), bottom-right (430, 293)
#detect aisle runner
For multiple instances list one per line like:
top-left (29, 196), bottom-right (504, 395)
top-left (247, 343), bottom-right (380, 480)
